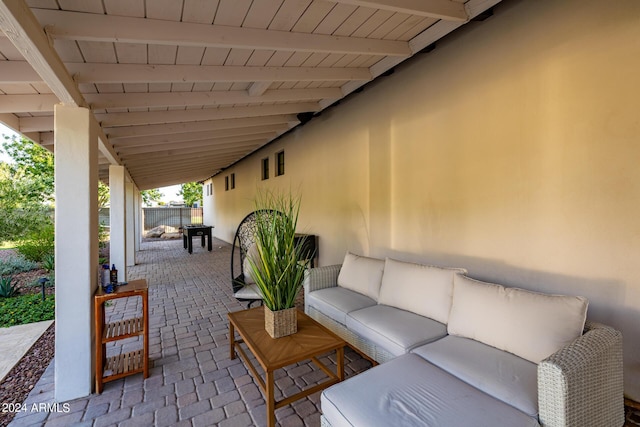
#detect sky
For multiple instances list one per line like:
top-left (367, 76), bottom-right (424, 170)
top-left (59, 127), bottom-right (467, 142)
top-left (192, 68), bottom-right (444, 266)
top-left (0, 123), bottom-right (18, 163)
top-left (0, 122), bottom-right (181, 203)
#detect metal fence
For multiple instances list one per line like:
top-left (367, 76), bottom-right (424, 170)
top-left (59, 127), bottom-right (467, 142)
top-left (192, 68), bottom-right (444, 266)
top-left (98, 207), bottom-right (203, 232)
top-left (144, 207), bottom-right (203, 231)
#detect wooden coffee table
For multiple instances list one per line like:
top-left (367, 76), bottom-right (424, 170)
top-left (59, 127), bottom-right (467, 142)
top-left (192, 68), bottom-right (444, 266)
top-left (228, 306), bottom-right (345, 427)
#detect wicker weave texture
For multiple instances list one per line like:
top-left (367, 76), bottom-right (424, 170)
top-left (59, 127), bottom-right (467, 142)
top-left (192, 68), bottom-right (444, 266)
top-left (307, 266), bottom-right (625, 427)
top-left (320, 414), bottom-right (332, 427)
top-left (264, 306), bottom-right (297, 338)
top-left (538, 321), bottom-right (624, 427)
top-left (304, 265), bottom-right (341, 292)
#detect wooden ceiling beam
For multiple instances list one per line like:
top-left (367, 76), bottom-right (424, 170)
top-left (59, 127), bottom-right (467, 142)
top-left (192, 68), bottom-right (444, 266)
top-left (66, 63), bottom-right (371, 84)
top-left (113, 126), bottom-right (286, 149)
top-left (0, 0), bottom-right (84, 106)
top-left (105, 114), bottom-right (298, 139)
top-left (120, 140), bottom-right (266, 162)
top-left (117, 139), bottom-right (266, 158)
top-left (0, 60), bottom-right (41, 83)
top-left (18, 115), bottom-right (53, 132)
top-left (331, 0), bottom-right (468, 21)
top-left (135, 174), bottom-right (212, 189)
top-left (0, 94), bottom-right (58, 113)
top-left (126, 154), bottom-right (247, 174)
top-left (0, 113), bottom-right (20, 131)
top-left (95, 103), bottom-right (320, 127)
top-left (85, 88), bottom-right (341, 110)
top-left (33, 9), bottom-right (411, 57)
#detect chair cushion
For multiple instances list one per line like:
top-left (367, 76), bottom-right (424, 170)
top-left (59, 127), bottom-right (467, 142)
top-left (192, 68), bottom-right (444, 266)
top-left (346, 305), bottom-right (447, 357)
top-left (242, 243), bottom-right (260, 285)
top-left (378, 257), bottom-right (466, 324)
top-left (412, 335), bottom-right (538, 417)
top-left (337, 252), bottom-right (385, 301)
top-left (233, 283), bottom-right (262, 300)
top-left (307, 287), bottom-right (377, 325)
top-left (321, 353), bottom-right (540, 427)
top-left (448, 274), bottom-right (588, 363)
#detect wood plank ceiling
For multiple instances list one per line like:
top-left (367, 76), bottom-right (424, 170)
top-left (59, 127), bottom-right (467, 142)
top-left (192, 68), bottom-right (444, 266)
top-left (0, 0), bottom-right (499, 190)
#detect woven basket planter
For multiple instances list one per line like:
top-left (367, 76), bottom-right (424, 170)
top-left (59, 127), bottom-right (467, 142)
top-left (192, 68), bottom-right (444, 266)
top-left (264, 306), bottom-right (297, 338)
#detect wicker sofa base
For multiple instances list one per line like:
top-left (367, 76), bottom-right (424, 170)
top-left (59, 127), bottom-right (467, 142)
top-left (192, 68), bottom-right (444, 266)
top-left (306, 306), bottom-right (395, 364)
top-left (305, 264), bottom-right (625, 427)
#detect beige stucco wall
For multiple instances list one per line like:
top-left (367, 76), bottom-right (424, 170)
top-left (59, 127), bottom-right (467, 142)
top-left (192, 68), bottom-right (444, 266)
top-left (206, 0), bottom-right (640, 399)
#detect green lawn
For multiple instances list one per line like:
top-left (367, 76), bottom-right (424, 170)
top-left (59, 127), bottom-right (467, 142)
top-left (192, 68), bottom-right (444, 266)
top-left (0, 294), bottom-right (54, 327)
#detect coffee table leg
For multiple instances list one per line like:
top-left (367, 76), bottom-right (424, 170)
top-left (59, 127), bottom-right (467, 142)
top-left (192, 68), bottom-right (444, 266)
top-left (337, 346), bottom-right (345, 381)
top-left (229, 322), bottom-right (235, 360)
top-left (266, 370), bottom-right (275, 427)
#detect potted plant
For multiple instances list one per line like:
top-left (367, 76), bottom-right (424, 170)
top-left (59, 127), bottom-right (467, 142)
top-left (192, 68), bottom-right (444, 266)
top-left (245, 189), bottom-right (312, 338)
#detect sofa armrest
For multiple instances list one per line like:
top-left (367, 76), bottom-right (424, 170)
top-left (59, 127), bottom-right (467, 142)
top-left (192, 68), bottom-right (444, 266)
top-left (304, 264), bottom-right (341, 293)
top-left (304, 264), bottom-right (341, 313)
top-left (537, 321), bottom-right (624, 427)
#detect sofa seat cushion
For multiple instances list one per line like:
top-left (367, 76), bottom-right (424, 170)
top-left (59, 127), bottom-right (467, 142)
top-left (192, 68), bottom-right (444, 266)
top-left (307, 287), bottom-right (377, 325)
top-left (346, 305), bottom-right (447, 357)
top-left (321, 353), bottom-right (540, 427)
top-left (412, 336), bottom-right (538, 418)
top-left (378, 257), bottom-right (466, 324)
top-left (448, 274), bottom-right (588, 363)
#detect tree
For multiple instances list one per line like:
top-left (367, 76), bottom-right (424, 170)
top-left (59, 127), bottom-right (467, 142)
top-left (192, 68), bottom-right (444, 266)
top-left (1, 135), bottom-right (54, 204)
top-left (178, 182), bottom-right (203, 207)
top-left (98, 181), bottom-right (110, 208)
top-left (140, 189), bottom-right (163, 206)
top-left (0, 136), bottom-right (54, 242)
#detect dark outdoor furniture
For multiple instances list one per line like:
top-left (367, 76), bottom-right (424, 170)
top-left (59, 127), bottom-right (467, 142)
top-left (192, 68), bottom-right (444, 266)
top-left (182, 224), bottom-right (213, 254)
top-left (230, 210), bottom-right (317, 308)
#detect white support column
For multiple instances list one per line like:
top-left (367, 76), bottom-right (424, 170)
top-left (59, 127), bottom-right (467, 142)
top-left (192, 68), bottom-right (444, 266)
top-left (126, 182), bottom-right (135, 267)
top-left (134, 187), bottom-right (141, 253)
top-left (54, 104), bottom-right (98, 401)
top-left (109, 165), bottom-right (127, 281)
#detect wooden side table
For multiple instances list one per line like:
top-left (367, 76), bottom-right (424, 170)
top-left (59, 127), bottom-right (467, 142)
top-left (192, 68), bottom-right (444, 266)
top-left (94, 279), bottom-right (149, 394)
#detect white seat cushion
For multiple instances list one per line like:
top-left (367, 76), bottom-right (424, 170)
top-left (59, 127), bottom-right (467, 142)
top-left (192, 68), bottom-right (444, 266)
top-left (307, 287), bottom-right (377, 325)
top-left (321, 353), bottom-right (540, 427)
top-left (378, 257), bottom-right (466, 324)
top-left (346, 305), bottom-right (447, 357)
top-left (412, 335), bottom-right (538, 417)
top-left (337, 252), bottom-right (385, 301)
top-left (242, 243), bottom-right (260, 285)
top-left (448, 274), bottom-right (588, 363)
top-left (233, 283), bottom-right (262, 300)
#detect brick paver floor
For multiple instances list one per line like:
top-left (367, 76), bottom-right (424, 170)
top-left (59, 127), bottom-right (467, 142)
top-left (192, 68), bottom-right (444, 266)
top-left (9, 238), bottom-right (372, 427)
top-left (9, 237), bottom-right (640, 426)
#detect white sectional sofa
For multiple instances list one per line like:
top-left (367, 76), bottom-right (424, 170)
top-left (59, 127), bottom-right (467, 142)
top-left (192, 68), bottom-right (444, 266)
top-left (304, 252), bottom-right (624, 427)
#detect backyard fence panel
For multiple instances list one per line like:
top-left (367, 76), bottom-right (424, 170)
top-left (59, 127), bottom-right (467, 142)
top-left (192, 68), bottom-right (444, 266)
top-left (98, 207), bottom-right (203, 232)
top-left (143, 207), bottom-right (203, 231)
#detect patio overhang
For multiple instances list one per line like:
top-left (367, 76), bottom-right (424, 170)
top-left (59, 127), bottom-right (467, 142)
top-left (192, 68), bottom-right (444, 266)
top-left (0, 0), bottom-right (500, 190)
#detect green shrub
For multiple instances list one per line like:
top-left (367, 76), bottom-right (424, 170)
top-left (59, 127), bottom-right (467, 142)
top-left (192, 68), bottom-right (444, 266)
top-left (0, 256), bottom-right (37, 275)
top-left (41, 253), bottom-right (54, 272)
top-left (16, 224), bottom-right (54, 263)
top-left (0, 276), bottom-right (20, 298)
top-left (0, 293), bottom-right (55, 327)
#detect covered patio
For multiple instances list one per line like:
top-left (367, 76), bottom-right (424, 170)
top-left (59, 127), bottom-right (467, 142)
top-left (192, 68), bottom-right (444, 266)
top-left (9, 237), bottom-right (371, 427)
top-left (2, 0), bottom-right (640, 423)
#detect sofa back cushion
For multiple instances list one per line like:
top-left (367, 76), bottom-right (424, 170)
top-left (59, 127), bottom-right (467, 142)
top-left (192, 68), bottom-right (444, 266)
top-left (337, 252), bottom-right (385, 301)
top-left (448, 274), bottom-right (588, 363)
top-left (378, 258), bottom-right (466, 324)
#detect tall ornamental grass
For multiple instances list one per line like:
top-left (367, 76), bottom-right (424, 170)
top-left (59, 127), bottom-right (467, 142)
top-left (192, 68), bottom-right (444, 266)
top-left (245, 190), bottom-right (312, 311)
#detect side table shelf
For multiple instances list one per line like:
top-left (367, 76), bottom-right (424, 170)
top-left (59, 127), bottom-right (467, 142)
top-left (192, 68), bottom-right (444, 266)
top-left (94, 279), bottom-right (149, 394)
